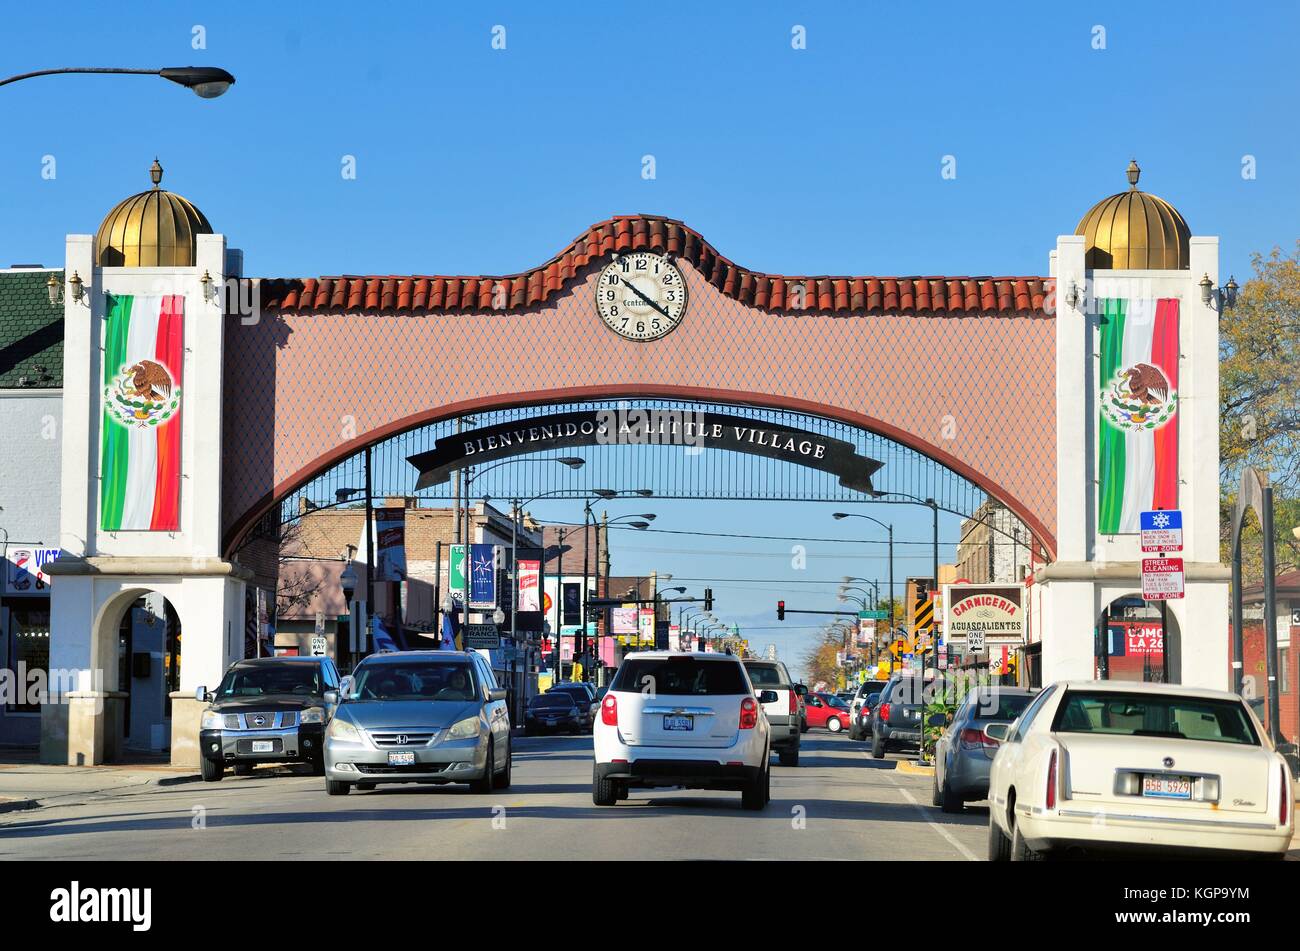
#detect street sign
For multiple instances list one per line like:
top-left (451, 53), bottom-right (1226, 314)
top-left (464, 622), bottom-right (500, 649)
top-left (966, 629), bottom-right (986, 652)
top-left (310, 634), bottom-right (327, 657)
top-left (1139, 509), bottom-right (1183, 553)
top-left (1141, 557), bottom-right (1185, 600)
top-left (858, 610), bottom-right (889, 620)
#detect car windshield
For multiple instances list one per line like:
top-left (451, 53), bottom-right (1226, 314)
top-left (1052, 691), bottom-right (1259, 746)
top-left (745, 665), bottom-right (785, 686)
top-left (349, 662), bottom-right (478, 702)
top-left (216, 664), bottom-right (320, 698)
top-left (532, 695), bottom-right (575, 709)
top-left (613, 658), bottom-right (749, 696)
top-left (970, 693), bottom-right (1035, 721)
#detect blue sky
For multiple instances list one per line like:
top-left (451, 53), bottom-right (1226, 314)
top-left (3, 1), bottom-right (1297, 676)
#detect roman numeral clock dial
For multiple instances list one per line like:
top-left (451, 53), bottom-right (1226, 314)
top-left (595, 252), bottom-right (688, 341)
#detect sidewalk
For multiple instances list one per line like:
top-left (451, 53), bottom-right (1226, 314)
top-left (0, 751), bottom-right (200, 815)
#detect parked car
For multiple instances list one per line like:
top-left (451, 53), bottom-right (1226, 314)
top-left (804, 692), bottom-right (852, 733)
top-left (322, 650), bottom-right (511, 796)
top-left (592, 651), bottom-right (774, 810)
top-left (868, 674), bottom-right (928, 758)
top-left (849, 681), bottom-right (887, 741)
top-left (932, 686), bottom-right (1036, 812)
top-left (197, 656), bottom-right (340, 782)
top-left (987, 680), bottom-right (1293, 861)
top-left (525, 693), bottom-right (585, 735)
top-left (547, 682), bottom-right (598, 730)
top-left (743, 658), bottom-right (801, 766)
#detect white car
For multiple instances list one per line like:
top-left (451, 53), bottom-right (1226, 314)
top-left (592, 651), bottom-right (773, 810)
top-left (987, 680), bottom-right (1293, 861)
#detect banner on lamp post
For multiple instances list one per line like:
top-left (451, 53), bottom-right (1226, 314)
top-left (469, 544), bottom-right (498, 609)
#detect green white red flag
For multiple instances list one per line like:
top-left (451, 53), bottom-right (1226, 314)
top-left (99, 294), bottom-right (184, 531)
top-left (1097, 298), bottom-right (1179, 534)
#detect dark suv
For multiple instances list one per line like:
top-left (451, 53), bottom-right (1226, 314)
top-left (197, 656), bottom-right (341, 781)
top-left (868, 674), bottom-right (928, 758)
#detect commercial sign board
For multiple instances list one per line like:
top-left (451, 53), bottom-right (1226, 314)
top-left (512, 548), bottom-right (544, 634)
top-left (469, 544), bottom-right (498, 609)
top-left (942, 583), bottom-right (1026, 645)
top-left (464, 623), bottom-right (500, 650)
top-left (611, 607), bottom-right (638, 635)
top-left (1141, 557), bottom-right (1185, 600)
top-left (3, 547), bottom-right (60, 596)
top-left (408, 408), bottom-right (884, 494)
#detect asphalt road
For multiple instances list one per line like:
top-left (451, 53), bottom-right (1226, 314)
top-left (0, 732), bottom-right (987, 860)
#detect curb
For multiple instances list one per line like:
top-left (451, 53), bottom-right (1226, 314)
top-left (895, 760), bottom-right (935, 777)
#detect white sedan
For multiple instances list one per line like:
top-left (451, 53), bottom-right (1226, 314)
top-left (987, 680), bottom-right (1293, 861)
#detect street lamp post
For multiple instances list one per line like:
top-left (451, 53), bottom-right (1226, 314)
top-left (0, 65), bottom-right (237, 96)
top-left (832, 512), bottom-right (895, 641)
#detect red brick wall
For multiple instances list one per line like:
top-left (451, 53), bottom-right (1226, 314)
top-left (1236, 620), bottom-right (1299, 745)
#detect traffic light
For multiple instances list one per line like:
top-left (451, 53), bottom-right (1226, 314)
top-left (703, 588), bottom-right (713, 612)
top-left (776, 600), bottom-right (785, 621)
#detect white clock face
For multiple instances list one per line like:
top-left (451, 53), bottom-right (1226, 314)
top-left (595, 252), bottom-right (688, 341)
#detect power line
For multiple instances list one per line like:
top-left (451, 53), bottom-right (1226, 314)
top-left (608, 524), bottom-right (1008, 547)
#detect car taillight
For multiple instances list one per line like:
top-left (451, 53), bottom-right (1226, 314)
top-left (1046, 749), bottom-right (1058, 810)
top-left (788, 691), bottom-right (798, 715)
top-left (740, 697), bottom-right (759, 729)
top-left (601, 694), bottom-right (618, 726)
top-left (1281, 764), bottom-right (1290, 827)
top-left (878, 702), bottom-right (891, 723)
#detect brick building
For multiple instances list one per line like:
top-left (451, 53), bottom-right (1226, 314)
top-left (1237, 570), bottom-right (1300, 747)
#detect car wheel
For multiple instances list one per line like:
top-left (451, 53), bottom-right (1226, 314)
top-left (1009, 814), bottom-right (1042, 862)
top-left (870, 730), bottom-right (884, 759)
top-left (987, 811), bottom-right (1011, 861)
top-left (201, 757), bottom-right (223, 782)
top-left (326, 779), bottom-right (350, 796)
top-left (615, 782), bottom-right (629, 801)
top-left (469, 739), bottom-right (495, 793)
top-left (800, 719), bottom-right (808, 734)
top-left (778, 745), bottom-right (799, 767)
top-left (592, 765), bottom-right (618, 806)
top-left (496, 738), bottom-right (512, 790)
top-left (827, 717), bottom-right (843, 733)
top-left (742, 761), bottom-right (769, 811)
top-left (357, 782), bottom-right (376, 791)
top-left (931, 771), bottom-right (942, 807)
top-left (940, 776), bottom-right (964, 814)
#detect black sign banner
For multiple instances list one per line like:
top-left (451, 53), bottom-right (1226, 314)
top-left (408, 408), bottom-right (882, 493)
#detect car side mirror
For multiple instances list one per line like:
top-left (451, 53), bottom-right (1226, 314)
top-left (323, 690), bottom-right (339, 706)
top-left (489, 689), bottom-right (508, 702)
top-left (758, 690), bottom-right (778, 704)
top-left (195, 686), bottom-right (211, 703)
top-left (984, 723), bottom-right (1011, 742)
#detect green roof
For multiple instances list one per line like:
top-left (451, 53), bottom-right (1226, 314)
top-left (0, 269), bottom-right (63, 388)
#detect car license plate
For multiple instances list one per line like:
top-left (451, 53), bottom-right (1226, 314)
top-left (251, 741), bottom-right (274, 754)
top-left (1142, 775), bottom-right (1193, 799)
top-left (388, 751), bottom-right (415, 767)
top-left (663, 715), bottom-right (694, 731)
top-left (544, 719), bottom-right (556, 725)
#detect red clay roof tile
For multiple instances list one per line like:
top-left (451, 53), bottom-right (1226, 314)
top-left (254, 215), bottom-right (1050, 318)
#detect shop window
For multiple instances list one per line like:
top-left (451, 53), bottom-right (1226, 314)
top-left (6, 604), bottom-right (50, 713)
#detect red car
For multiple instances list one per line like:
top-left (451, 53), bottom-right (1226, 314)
top-left (803, 692), bottom-right (853, 733)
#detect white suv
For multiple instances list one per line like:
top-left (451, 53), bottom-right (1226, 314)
top-left (593, 651), bottom-right (774, 810)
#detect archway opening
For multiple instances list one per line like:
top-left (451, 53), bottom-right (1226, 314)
top-left (109, 592), bottom-right (182, 757)
top-left (1096, 594), bottom-right (1181, 685)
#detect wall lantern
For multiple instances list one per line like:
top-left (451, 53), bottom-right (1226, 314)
top-left (200, 269), bottom-right (216, 302)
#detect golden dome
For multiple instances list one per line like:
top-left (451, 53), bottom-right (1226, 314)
top-left (94, 159), bottom-right (213, 267)
top-left (1075, 161), bottom-right (1190, 269)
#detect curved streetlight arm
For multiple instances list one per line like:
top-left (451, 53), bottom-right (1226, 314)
top-left (0, 66), bottom-right (235, 97)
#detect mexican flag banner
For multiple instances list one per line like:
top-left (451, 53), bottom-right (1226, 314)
top-left (100, 294), bottom-right (185, 531)
top-left (1097, 298), bottom-right (1179, 534)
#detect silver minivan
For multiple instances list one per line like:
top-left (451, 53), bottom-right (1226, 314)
top-left (322, 651), bottom-right (511, 795)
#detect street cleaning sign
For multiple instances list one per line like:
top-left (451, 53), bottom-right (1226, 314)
top-left (1139, 509), bottom-right (1183, 553)
top-left (1141, 557), bottom-right (1185, 600)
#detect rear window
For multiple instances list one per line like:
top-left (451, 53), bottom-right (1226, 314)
top-left (532, 694), bottom-right (576, 709)
top-left (971, 693), bottom-right (1035, 721)
top-left (744, 664), bottom-right (787, 687)
top-left (613, 658), bottom-right (749, 696)
top-left (1052, 691), bottom-right (1259, 746)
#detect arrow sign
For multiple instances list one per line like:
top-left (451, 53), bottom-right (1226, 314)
top-left (1140, 510), bottom-right (1183, 553)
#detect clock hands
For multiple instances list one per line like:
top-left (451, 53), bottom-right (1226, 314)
top-left (618, 274), bottom-right (673, 321)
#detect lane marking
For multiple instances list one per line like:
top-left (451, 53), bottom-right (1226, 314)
top-left (872, 752), bottom-right (979, 861)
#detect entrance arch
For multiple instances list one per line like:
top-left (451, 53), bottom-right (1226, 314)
top-left (220, 214), bottom-right (1057, 559)
top-left (1097, 594), bottom-right (1182, 684)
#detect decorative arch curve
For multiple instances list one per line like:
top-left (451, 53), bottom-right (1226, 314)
top-left (222, 384), bottom-right (1057, 560)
